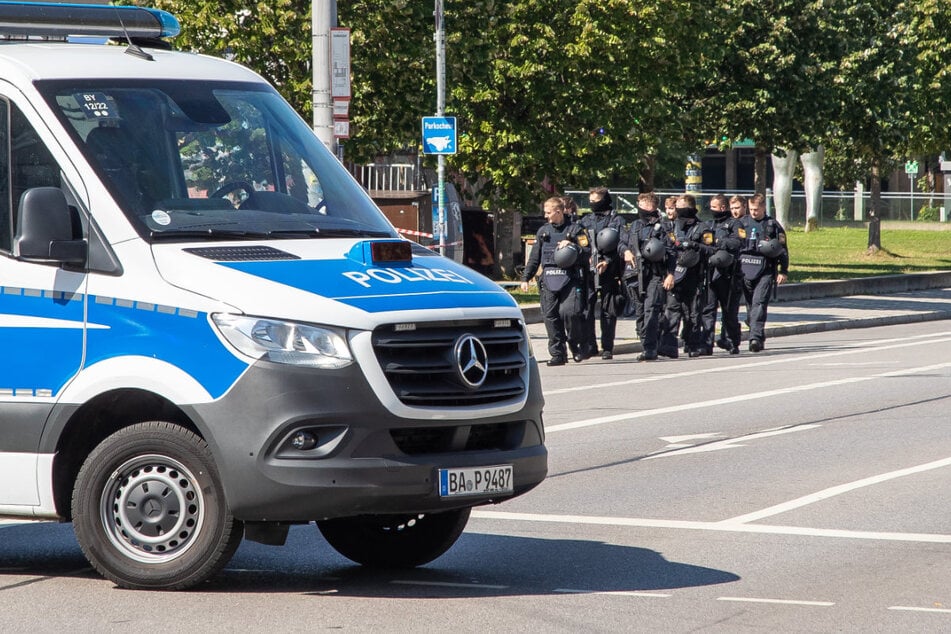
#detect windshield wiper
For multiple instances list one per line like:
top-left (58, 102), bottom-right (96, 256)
top-left (312, 228), bottom-right (394, 238)
top-left (150, 229), bottom-right (272, 241)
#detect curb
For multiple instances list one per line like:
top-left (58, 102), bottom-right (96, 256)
top-left (604, 309), bottom-right (951, 357)
top-left (519, 271), bottom-right (951, 325)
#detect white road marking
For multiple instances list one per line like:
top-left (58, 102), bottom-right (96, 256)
top-left (470, 510), bottom-right (951, 543)
top-left (544, 332), bottom-right (951, 396)
top-left (646, 425), bottom-right (821, 459)
top-left (888, 606), bottom-right (951, 614)
top-left (659, 433), bottom-right (722, 444)
top-left (718, 596), bottom-right (834, 607)
top-left (555, 589), bottom-right (671, 598)
top-left (391, 580), bottom-right (509, 590)
top-left (722, 455), bottom-right (951, 524)
top-left (546, 361), bottom-right (951, 433)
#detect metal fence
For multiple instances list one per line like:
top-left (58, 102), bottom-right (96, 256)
top-left (348, 162), bottom-right (423, 192)
top-left (565, 189), bottom-right (951, 228)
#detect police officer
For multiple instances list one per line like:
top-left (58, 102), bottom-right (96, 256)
top-left (737, 192), bottom-right (789, 352)
top-left (660, 194), bottom-right (707, 358)
top-left (698, 194), bottom-right (743, 355)
top-left (620, 192), bottom-right (676, 362)
top-left (578, 186), bottom-right (625, 360)
top-left (521, 196), bottom-right (590, 365)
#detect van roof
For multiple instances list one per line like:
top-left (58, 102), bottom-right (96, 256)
top-left (0, 41), bottom-right (263, 84)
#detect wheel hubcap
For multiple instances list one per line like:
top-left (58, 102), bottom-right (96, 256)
top-left (100, 455), bottom-right (205, 564)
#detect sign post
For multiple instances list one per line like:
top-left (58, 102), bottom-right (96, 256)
top-left (905, 160), bottom-right (919, 220)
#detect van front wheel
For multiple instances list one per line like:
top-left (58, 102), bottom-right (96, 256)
top-left (71, 422), bottom-right (244, 590)
top-left (317, 508), bottom-right (470, 568)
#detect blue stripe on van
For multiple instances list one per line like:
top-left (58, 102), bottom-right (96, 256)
top-left (219, 258), bottom-right (517, 312)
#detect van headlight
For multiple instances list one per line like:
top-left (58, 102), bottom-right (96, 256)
top-left (212, 314), bottom-right (353, 369)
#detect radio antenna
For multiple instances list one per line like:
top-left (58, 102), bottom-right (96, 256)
top-left (113, 5), bottom-right (153, 61)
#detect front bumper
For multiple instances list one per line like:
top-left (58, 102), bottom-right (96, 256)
top-left (186, 356), bottom-right (546, 521)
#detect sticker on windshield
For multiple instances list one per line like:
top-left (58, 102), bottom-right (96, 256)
top-left (151, 209), bottom-right (172, 226)
top-left (73, 92), bottom-right (119, 120)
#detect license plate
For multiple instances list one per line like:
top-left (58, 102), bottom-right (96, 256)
top-left (438, 465), bottom-right (513, 498)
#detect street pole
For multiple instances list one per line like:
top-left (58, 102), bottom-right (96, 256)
top-left (312, 0), bottom-right (334, 151)
top-left (434, 0), bottom-right (446, 256)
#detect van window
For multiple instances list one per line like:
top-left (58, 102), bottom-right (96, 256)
top-left (0, 101), bottom-right (66, 252)
top-left (39, 80), bottom-right (395, 242)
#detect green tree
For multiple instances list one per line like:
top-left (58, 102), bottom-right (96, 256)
top-left (150, 0), bottom-right (313, 117)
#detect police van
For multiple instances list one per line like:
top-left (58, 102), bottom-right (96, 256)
top-left (0, 2), bottom-right (546, 589)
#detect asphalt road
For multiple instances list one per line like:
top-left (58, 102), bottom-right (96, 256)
top-left (1, 320), bottom-right (950, 632)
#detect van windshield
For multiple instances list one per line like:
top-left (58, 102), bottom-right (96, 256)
top-left (38, 80), bottom-right (396, 241)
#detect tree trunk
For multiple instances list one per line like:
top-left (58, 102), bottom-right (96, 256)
top-left (754, 146), bottom-right (768, 194)
top-left (639, 154), bottom-right (656, 192)
top-left (870, 160), bottom-right (882, 217)
top-left (494, 208), bottom-right (520, 279)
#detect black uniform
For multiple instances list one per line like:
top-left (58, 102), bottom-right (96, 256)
top-left (698, 210), bottom-right (743, 354)
top-left (578, 202), bottom-right (626, 358)
top-left (659, 209), bottom-right (707, 357)
top-left (521, 219), bottom-right (589, 362)
top-left (619, 208), bottom-right (676, 360)
top-left (737, 214), bottom-right (789, 349)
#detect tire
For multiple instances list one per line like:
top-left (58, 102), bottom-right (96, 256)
top-left (317, 508), bottom-right (471, 568)
top-left (71, 422), bottom-right (244, 590)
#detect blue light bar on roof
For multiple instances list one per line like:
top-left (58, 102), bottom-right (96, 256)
top-left (0, 1), bottom-right (179, 39)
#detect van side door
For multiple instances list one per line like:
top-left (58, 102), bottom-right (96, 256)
top-left (0, 98), bottom-right (86, 506)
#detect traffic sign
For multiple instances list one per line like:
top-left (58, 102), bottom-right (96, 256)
top-left (905, 160), bottom-right (919, 175)
top-left (422, 116), bottom-right (456, 154)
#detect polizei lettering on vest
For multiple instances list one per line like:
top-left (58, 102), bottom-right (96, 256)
top-left (342, 267), bottom-right (474, 288)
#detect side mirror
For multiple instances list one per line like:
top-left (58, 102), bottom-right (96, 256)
top-left (14, 187), bottom-right (86, 266)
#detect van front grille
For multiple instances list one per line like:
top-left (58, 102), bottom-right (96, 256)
top-left (371, 320), bottom-right (527, 407)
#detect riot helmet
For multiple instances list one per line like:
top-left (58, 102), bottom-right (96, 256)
top-left (641, 237), bottom-right (666, 263)
top-left (553, 242), bottom-right (581, 268)
top-left (757, 238), bottom-right (783, 258)
top-left (677, 248), bottom-right (700, 269)
top-left (708, 249), bottom-right (735, 268)
top-left (595, 227), bottom-right (620, 254)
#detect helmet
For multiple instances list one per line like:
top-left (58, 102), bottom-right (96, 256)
top-left (553, 242), bottom-right (580, 268)
top-left (757, 238), bottom-right (783, 258)
top-left (708, 249), bottom-right (735, 268)
top-left (595, 227), bottom-right (620, 254)
top-left (641, 237), bottom-right (666, 263)
top-left (677, 248), bottom-right (700, 269)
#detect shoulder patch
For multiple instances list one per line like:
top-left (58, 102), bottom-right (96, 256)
top-left (702, 231), bottom-right (714, 245)
top-left (577, 232), bottom-right (590, 248)
top-left (738, 227), bottom-right (747, 239)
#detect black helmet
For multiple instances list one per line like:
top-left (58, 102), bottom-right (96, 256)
top-left (677, 248), bottom-right (700, 269)
top-left (595, 227), bottom-right (620, 254)
top-left (553, 242), bottom-right (581, 268)
top-left (641, 237), bottom-right (666, 263)
top-left (758, 238), bottom-right (783, 258)
top-left (708, 249), bottom-right (735, 268)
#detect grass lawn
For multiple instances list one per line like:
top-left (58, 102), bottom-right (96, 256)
top-left (507, 225), bottom-right (951, 303)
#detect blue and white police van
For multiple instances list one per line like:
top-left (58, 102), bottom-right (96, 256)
top-left (0, 2), bottom-right (545, 589)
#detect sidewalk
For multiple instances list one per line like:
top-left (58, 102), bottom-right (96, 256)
top-left (523, 284), bottom-right (951, 360)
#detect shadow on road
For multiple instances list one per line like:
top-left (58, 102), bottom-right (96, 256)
top-left (0, 522), bottom-right (739, 596)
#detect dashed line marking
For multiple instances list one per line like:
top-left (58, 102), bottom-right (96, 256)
top-left (391, 580), bottom-right (509, 590)
top-left (555, 588), bottom-right (671, 598)
top-left (718, 596), bottom-right (834, 607)
top-left (888, 606), bottom-right (951, 614)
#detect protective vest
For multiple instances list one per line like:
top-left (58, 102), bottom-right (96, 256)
top-left (738, 216), bottom-right (784, 280)
top-left (539, 223), bottom-right (582, 291)
top-left (671, 218), bottom-right (704, 283)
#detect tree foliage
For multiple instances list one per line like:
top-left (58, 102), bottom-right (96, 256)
top-left (145, 1), bottom-right (951, 215)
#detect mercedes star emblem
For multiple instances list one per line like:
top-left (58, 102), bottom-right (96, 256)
top-left (454, 334), bottom-right (489, 389)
